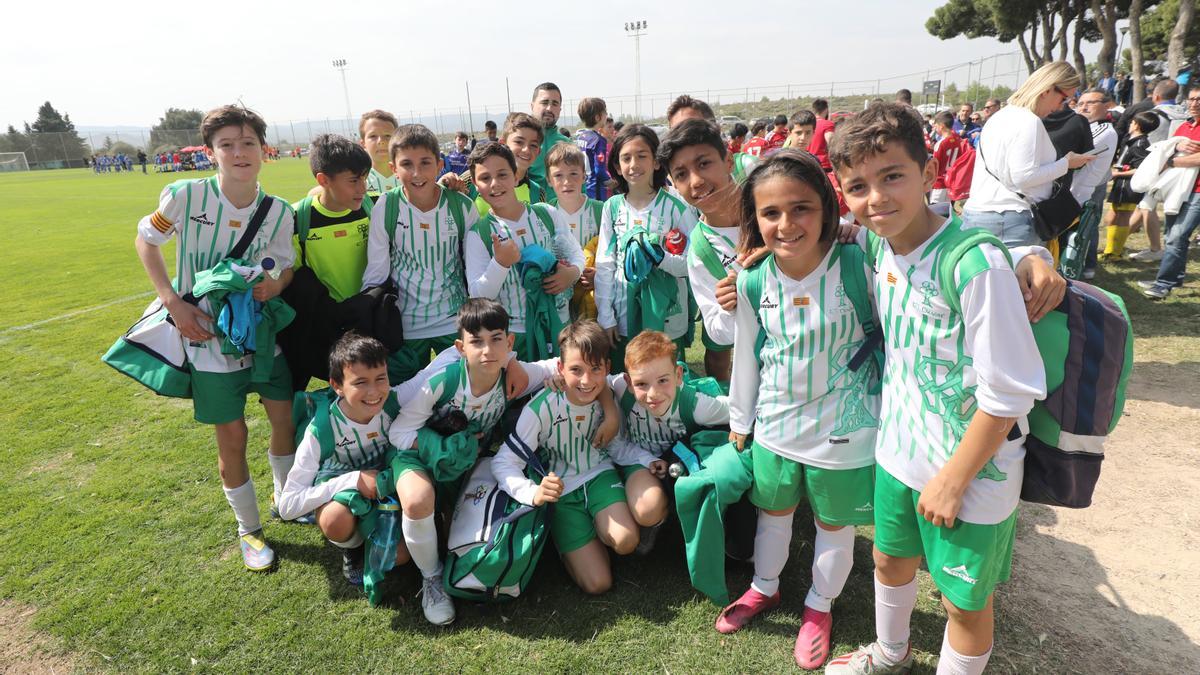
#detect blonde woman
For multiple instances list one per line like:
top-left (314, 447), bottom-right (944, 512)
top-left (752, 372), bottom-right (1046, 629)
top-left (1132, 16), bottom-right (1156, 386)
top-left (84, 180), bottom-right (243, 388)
top-left (963, 61), bottom-right (1096, 246)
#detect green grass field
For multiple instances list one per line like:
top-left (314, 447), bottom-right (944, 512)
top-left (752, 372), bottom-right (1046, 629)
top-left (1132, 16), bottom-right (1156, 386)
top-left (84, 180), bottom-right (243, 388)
top-left (0, 162), bottom-right (1196, 673)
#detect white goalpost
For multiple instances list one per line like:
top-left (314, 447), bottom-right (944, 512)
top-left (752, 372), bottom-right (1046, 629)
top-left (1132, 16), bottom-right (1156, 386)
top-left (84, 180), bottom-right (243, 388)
top-left (0, 152), bottom-right (30, 172)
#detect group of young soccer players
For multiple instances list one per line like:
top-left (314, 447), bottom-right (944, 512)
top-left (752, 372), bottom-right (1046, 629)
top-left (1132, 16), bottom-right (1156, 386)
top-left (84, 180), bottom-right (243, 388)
top-left (133, 83), bottom-right (1067, 672)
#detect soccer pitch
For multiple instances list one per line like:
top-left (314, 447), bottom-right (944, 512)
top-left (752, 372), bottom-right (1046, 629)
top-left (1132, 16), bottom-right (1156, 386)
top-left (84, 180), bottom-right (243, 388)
top-left (0, 163), bottom-right (1195, 672)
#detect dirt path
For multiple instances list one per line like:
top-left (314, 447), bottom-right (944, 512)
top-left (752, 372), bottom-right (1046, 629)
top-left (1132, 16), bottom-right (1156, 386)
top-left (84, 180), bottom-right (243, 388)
top-left (0, 601), bottom-right (78, 674)
top-left (999, 360), bottom-right (1200, 673)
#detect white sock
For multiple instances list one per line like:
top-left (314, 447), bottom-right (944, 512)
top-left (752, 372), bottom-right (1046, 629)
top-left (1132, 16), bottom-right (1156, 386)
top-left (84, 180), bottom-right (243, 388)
top-left (267, 452), bottom-right (295, 503)
top-left (749, 511), bottom-right (794, 597)
top-left (875, 575), bottom-right (918, 664)
top-left (936, 625), bottom-right (992, 675)
top-left (223, 479), bottom-right (262, 536)
top-left (402, 513), bottom-right (441, 578)
top-left (329, 532), bottom-right (364, 549)
top-left (805, 522), bottom-right (855, 612)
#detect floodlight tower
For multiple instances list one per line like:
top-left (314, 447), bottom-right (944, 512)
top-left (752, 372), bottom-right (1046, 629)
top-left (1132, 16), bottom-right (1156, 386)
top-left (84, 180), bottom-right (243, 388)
top-left (625, 21), bottom-right (648, 121)
top-left (332, 59), bottom-right (352, 134)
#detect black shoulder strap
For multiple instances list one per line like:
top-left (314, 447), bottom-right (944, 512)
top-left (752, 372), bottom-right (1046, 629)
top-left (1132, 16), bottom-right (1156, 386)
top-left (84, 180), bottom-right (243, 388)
top-left (228, 195), bottom-right (276, 260)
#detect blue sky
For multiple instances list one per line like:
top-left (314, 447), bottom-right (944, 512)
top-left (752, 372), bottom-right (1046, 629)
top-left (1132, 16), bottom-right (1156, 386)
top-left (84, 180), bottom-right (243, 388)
top-left (1, 0), bottom-right (1107, 129)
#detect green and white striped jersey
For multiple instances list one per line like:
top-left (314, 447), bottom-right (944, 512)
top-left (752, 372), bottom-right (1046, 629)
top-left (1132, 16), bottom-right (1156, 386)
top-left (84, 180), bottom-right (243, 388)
top-left (555, 198), bottom-right (604, 249)
top-left (137, 176), bottom-right (295, 373)
top-left (365, 168), bottom-right (399, 198)
top-left (594, 189), bottom-right (698, 339)
top-left (361, 186), bottom-right (478, 339)
top-left (872, 217), bottom-right (1045, 524)
top-left (276, 396), bottom-right (396, 520)
top-left (464, 206), bottom-right (585, 334)
top-left (492, 388), bottom-right (612, 506)
top-left (728, 247), bottom-right (879, 469)
top-left (388, 347), bottom-right (556, 450)
top-left (687, 219), bottom-right (741, 346)
top-left (609, 374), bottom-right (729, 468)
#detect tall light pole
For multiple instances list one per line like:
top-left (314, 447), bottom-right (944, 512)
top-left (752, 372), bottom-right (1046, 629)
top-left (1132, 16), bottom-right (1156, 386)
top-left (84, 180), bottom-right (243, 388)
top-left (332, 59), bottom-right (352, 135)
top-left (625, 21), bottom-right (647, 121)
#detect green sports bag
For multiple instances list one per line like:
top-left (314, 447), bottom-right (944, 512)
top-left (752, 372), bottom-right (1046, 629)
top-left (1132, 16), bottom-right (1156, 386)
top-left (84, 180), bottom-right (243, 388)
top-left (443, 434), bottom-right (551, 602)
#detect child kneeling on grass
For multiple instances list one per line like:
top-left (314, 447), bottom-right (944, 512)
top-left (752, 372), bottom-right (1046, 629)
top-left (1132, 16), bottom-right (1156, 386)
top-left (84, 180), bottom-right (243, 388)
top-left (491, 321), bottom-right (639, 594)
top-left (276, 333), bottom-right (412, 583)
top-left (385, 298), bottom-right (618, 624)
top-left (825, 102), bottom-right (1048, 675)
top-left (607, 330), bottom-right (729, 554)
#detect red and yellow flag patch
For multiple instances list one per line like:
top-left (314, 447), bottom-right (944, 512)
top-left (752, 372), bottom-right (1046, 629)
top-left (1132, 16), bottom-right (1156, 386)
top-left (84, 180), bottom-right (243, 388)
top-left (149, 211), bottom-right (173, 233)
top-left (793, 296), bottom-right (810, 307)
top-left (886, 272), bottom-right (898, 284)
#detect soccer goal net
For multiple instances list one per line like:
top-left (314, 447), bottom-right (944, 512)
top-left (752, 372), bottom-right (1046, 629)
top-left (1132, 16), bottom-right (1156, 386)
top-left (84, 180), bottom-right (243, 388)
top-left (0, 152), bottom-right (29, 172)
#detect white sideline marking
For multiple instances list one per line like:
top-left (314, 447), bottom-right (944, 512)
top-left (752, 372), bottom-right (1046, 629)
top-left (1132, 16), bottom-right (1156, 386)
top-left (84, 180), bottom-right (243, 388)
top-left (1, 292), bottom-right (154, 334)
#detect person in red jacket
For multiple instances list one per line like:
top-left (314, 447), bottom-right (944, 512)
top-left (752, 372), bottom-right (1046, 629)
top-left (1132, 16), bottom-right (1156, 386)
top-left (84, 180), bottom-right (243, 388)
top-left (929, 111), bottom-right (965, 204)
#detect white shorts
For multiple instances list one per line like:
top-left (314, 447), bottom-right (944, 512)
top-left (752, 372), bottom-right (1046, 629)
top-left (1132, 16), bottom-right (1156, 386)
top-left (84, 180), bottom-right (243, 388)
top-left (1138, 193), bottom-right (1160, 211)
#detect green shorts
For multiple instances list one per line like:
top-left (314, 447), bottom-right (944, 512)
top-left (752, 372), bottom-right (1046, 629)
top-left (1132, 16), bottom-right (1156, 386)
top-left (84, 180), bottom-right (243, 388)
top-left (551, 469), bottom-right (627, 554)
top-left (748, 441), bottom-right (875, 526)
top-left (388, 334), bottom-right (456, 384)
top-left (700, 323), bottom-right (732, 352)
top-left (189, 359), bottom-right (292, 425)
top-left (391, 450), bottom-right (428, 479)
top-left (873, 465), bottom-right (1017, 611)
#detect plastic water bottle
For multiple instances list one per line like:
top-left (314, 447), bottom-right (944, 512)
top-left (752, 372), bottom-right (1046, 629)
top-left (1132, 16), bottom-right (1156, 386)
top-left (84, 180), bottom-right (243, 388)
top-left (260, 256), bottom-right (282, 280)
top-left (368, 497), bottom-right (400, 573)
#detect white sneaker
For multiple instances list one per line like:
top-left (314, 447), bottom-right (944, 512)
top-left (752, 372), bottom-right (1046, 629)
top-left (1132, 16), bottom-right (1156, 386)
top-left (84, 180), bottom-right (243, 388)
top-left (1129, 249), bottom-right (1164, 262)
top-left (826, 642), bottom-right (914, 674)
top-left (419, 574), bottom-right (456, 625)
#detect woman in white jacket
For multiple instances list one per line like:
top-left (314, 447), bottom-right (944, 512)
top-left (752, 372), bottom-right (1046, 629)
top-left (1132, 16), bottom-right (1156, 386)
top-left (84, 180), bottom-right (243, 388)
top-left (963, 61), bottom-right (1096, 246)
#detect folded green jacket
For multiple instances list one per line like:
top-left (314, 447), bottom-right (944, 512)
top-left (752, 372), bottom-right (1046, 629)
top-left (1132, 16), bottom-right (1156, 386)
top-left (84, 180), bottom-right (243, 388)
top-left (191, 258), bottom-right (295, 383)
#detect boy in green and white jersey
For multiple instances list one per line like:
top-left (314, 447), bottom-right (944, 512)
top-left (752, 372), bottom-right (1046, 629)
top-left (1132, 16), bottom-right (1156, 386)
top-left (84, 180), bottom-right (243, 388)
top-left (387, 299), bottom-right (619, 622)
top-left (608, 330), bottom-right (728, 552)
top-left (826, 104), bottom-right (1048, 675)
top-left (291, 134), bottom-right (372, 303)
top-left (544, 142), bottom-right (604, 320)
top-left (473, 112), bottom-right (549, 216)
top-left (659, 119), bottom-right (745, 381)
top-left (359, 109), bottom-right (400, 198)
top-left (362, 124), bottom-right (478, 384)
top-left (134, 105), bottom-right (296, 572)
top-left (492, 321), bottom-right (639, 595)
top-left (464, 142), bottom-right (584, 359)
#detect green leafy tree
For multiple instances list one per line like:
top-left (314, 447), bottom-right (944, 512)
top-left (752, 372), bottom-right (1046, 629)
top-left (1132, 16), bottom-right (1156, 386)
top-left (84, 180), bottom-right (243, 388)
top-left (22, 102), bottom-right (88, 166)
top-left (149, 108), bottom-right (204, 150)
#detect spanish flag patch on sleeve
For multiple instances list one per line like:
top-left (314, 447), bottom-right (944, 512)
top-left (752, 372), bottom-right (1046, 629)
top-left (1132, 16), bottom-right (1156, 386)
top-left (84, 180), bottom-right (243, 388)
top-left (150, 210), bottom-right (173, 234)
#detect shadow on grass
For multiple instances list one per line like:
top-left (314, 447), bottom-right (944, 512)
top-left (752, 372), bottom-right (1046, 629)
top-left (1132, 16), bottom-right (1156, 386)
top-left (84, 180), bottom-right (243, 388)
top-left (1000, 503), bottom-right (1200, 673)
top-left (1127, 361), bottom-right (1200, 410)
top-left (1091, 251), bottom-right (1200, 340)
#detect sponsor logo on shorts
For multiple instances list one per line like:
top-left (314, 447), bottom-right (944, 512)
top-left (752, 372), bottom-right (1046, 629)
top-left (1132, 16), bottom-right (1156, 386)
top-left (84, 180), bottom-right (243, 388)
top-left (942, 564), bottom-right (978, 585)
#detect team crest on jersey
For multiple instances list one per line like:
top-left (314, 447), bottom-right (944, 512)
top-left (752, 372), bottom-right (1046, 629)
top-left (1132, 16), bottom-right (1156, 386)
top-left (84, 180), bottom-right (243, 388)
top-left (465, 484), bottom-right (488, 505)
top-left (917, 280), bottom-right (948, 319)
top-left (357, 222), bottom-right (370, 238)
top-left (189, 214), bottom-right (216, 227)
top-left (831, 284), bottom-right (853, 315)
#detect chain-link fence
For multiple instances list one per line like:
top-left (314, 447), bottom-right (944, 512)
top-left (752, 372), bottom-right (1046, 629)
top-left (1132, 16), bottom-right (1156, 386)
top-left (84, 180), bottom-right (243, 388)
top-left (4, 51), bottom-right (1026, 170)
